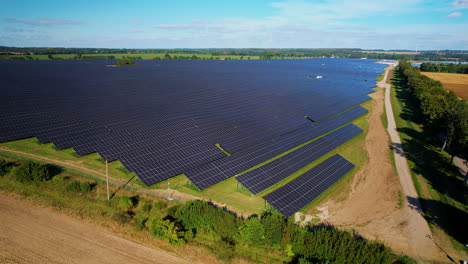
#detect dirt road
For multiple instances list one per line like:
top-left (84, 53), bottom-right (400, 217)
top-left (381, 67), bottom-right (442, 261)
top-left (314, 67), bottom-right (446, 263)
top-left (0, 194), bottom-right (193, 264)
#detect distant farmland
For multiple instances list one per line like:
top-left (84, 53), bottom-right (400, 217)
top-left (421, 72), bottom-right (468, 99)
top-left (361, 50), bottom-right (420, 55)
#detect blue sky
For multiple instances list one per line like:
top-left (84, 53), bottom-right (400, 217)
top-left (0, 0), bottom-right (467, 49)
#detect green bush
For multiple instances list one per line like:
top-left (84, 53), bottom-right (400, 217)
top-left (119, 196), bottom-right (135, 211)
top-left (210, 237), bottom-right (236, 262)
top-left (80, 181), bottom-right (91, 193)
top-left (138, 202), bottom-right (152, 213)
top-left (14, 161), bottom-right (52, 183)
top-left (0, 159), bottom-right (13, 176)
top-left (152, 201), bottom-right (167, 211)
top-left (65, 180), bottom-right (81, 192)
top-left (135, 213), bottom-right (149, 229)
top-left (395, 255), bottom-right (417, 264)
top-left (148, 217), bottom-right (186, 245)
top-left (50, 175), bottom-right (64, 184)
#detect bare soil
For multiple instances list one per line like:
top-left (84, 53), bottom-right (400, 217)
top-left (0, 194), bottom-right (193, 264)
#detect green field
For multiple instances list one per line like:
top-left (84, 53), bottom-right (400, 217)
top-left (389, 69), bottom-right (468, 257)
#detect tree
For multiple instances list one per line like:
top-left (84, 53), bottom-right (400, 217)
top-left (238, 216), bottom-right (265, 245)
top-left (118, 196), bottom-right (135, 211)
top-left (164, 53), bottom-right (172, 60)
top-left (261, 211), bottom-right (285, 249)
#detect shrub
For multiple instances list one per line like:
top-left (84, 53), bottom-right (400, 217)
top-left (119, 196), bottom-right (134, 211)
top-left (152, 201), bottom-right (167, 211)
top-left (148, 217), bottom-right (186, 245)
top-left (0, 159), bottom-right (13, 176)
top-left (238, 217), bottom-right (265, 245)
top-left (50, 175), bottom-right (64, 184)
top-left (165, 205), bottom-right (180, 217)
top-left (395, 255), bottom-right (417, 264)
top-left (135, 213), bottom-right (149, 229)
top-left (138, 202), bottom-right (152, 213)
top-left (112, 211), bottom-right (132, 225)
top-left (210, 237), bottom-right (236, 262)
top-left (65, 180), bottom-right (81, 192)
top-left (14, 161), bottom-right (52, 183)
top-left (80, 181), bottom-right (91, 193)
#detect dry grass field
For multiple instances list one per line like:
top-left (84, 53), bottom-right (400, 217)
top-left (421, 72), bottom-right (468, 99)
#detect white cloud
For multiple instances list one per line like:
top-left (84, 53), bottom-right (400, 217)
top-left (447, 11), bottom-right (462, 17)
top-left (452, 0), bottom-right (468, 7)
top-left (142, 0), bottom-right (465, 49)
top-left (4, 17), bottom-right (82, 26)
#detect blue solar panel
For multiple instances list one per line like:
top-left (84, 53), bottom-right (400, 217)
top-left (0, 59), bottom-right (385, 186)
top-left (236, 124), bottom-right (362, 194)
top-left (187, 123), bottom-right (363, 189)
top-left (263, 154), bottom-right (354, 218)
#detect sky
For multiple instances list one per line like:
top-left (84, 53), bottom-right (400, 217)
top-left (0, 0), bottom-right (467, 50)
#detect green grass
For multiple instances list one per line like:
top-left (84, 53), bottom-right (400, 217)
top-left (389, 68), bottom-right (468, 257)
top-left (0, 138), bottom-right (135, 182)
top-left (214, 143), bottom-right (231, 156)
top-left (376, 71), bottom-right (385, 82)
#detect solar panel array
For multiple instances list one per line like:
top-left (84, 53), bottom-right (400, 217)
top-left (185, 109), bottom-right (366, 189)
top-left (236, 124), bottom-right (362, 194)
top-left (263, 154), bottom-right (355, 218)
top-left (0, 59), bottom-right (385, 185)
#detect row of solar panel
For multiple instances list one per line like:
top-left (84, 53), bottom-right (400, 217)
top-left (185, 105), bottom-right (365, 189)
top-left (0, 59), bottom-right (385, 186)
top-left (263, 154), bottom-right (355, 218)
top-left (236, 123), bottom-right (362, 194)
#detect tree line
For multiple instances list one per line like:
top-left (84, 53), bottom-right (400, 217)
top-left (398, 61), bottom-right (468, 160)
top-left (420, 62), bottom-right (468, 74)
top-left (145, 200), bottom-right (414, 263)
top-left (1, 46), bottom-right (467, 62)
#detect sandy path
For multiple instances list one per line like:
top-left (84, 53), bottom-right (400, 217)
top-left (0, 194), bottom-right (194, 264)
top-left (381, 67), bottom-right (442, 261)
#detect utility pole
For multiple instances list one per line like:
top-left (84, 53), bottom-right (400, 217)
top-left (105, 156), bottom-right (110, 200)
top-left (167, 181), bottom-right (173, 200)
